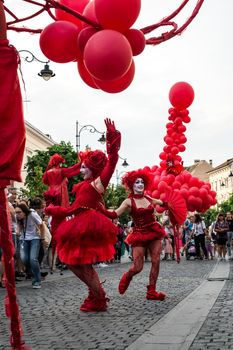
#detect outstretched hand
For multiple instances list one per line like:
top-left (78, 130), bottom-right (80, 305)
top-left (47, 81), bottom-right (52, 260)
top-left (104, 118), bottom-right (116, 133)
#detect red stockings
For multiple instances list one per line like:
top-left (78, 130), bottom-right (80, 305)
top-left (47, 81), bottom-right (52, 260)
top-left (68, 264), bottom-right (109, 312)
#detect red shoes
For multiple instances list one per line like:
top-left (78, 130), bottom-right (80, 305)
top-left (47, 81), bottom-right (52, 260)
top-left (80, 289), bottom-right (110, 312)
top-left (118, 273), bottom-right (132, 295)
top-left (146, 285), bottom-right (166, 301)
top-left (80, 288), bottom-right (95, 310)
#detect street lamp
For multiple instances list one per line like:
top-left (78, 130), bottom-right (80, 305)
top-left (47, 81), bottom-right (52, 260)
top-left (76, 121), bottom-right (106, 152)
top-left (119, 155), bottom-right (129, 167)
top-left (18, 50), bottom-right (55, 81)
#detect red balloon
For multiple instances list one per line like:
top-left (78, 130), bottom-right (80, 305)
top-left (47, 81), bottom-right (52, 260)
top-left (159, 152), bottom-right (167, 160)
top-left (78, 27), bottom-right (99, 52)
top-left (164, 136), bottom-right (173, 145)
top-left (171, 146), bottom-right (179, 155)
top-left (94, 0), bottom-right (141, 32)
top-left (169, 82), bottom-right (195, 109)
top-left (172, 181), bottom-right (181, 189)
top-left (84, 29), bottom-right (132, 81)
top-left (189, 186), bottom-right (199, 197)
top-left (152, 190), bottom-right (160, 198)
top-left (124, 29), bottom-right (145, 56)
top-left (40, 21), bottom-right (81, 63)
top-left (158, 181), bottom-right (168, 192)
top-left (93, 60), bottom-right (135, 93)
top-left (82, 0), bottom-right (98, 28)
top-left (77, 60), bottom-right (98, 89)
top-left (178, 144), bottom-right (186, 152)
top-left (177, 125), bottom-right (186, 133)
top-left (180, 188), bottom-right (189, 199)
top-left (55, 0), bottom-right (90, 28)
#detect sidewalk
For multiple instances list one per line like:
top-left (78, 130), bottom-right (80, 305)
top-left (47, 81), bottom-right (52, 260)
top-left (126, 260), bottom-right (230, 350)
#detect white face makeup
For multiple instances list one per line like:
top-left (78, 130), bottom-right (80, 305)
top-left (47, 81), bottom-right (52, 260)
top-left (133, 177), bottom-right (145, 194)
top-left (80, 163), bottom-right (92, 180)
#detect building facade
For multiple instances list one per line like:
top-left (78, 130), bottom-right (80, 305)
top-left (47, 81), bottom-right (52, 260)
top-left (207, 158), bottom-right (233, 204)
top-left (13, 120), bottom-right (56, 189)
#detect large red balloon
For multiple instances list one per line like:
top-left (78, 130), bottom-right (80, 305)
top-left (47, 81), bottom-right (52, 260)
top-left (169, 82), bottom-right (195, 109)
top-left (55, 0), bottom-right (90, 28)
top-left (40, 21), bottom-right (81, 63)
top-left (94, 0), bottom-right (141, 32)
top-left (84, 29), bottom-right (132, 81)
top-left (124, 29), bottom-right (145, 56)
top-left (93, 60), bottom-right (135, 93)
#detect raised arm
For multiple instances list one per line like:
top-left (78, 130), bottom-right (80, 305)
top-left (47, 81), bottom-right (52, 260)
top-left (61, 162), bottom-right (81, 178)
top-left (99, 118), bottom-right (121, 188)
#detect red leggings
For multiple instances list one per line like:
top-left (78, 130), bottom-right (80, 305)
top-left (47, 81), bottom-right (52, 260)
top-left (68, 264), bottom-right (105, 297)
top-left (127, 239), bottom-right (162, 286)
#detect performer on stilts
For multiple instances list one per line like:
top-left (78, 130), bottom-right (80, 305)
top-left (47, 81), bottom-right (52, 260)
top-left (101, 168), bottom-right (168, 300)
top-left (46, 118), bottom-right (121, 312)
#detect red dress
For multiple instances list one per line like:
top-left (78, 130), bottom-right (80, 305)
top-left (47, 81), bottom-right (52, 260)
top-left (43, 163), bottom-right (81, 207)
top-left (125, 197), bottom-right (166, 247)
top-left (54, 181), bottom-right (117, 265)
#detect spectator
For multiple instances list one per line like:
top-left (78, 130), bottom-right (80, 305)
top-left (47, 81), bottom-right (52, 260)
top-left (15, 203), bottom-right (45, 289)
top-left (192, 213), bottom-right (208, 260)
top-left (214, 213), bottom-right (229, 261)
top-left (226, 211), bottom-right (233, 260)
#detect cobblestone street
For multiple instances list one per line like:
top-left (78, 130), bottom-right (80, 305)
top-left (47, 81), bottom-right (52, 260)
top-left (0, 259), bottom-right (219, 350)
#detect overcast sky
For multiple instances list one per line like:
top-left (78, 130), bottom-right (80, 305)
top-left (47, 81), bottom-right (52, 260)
top-left (7, 0), bottom-right (233, 182)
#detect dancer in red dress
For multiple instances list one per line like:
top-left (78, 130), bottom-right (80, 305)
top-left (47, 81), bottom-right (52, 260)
top-left (43, 153), bottom-right (81, 208)
top-left (101, 168), bottom-right (167, 300)
top-left (46, 118), bottom-right (121, 312)
top-left (43, 154), bottom-right (82, 271)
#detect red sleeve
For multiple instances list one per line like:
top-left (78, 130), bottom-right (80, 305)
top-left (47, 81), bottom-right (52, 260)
top-left (61, 162), bottom-right (81, 178)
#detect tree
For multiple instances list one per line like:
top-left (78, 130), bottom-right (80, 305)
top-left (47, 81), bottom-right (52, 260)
top-left (202, 193), bottom-right (233, 226)
top-left (22, 141), bottom-right (81, 199)
top-left (104, 184), bottom-right (130, 224)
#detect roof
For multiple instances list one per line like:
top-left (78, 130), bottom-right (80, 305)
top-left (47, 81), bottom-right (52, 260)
top-left (207, 158), bottom-right (233, 174)
top-left (184, 160), bottom-right (213, 182)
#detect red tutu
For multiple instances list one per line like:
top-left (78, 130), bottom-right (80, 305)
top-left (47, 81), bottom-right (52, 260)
top-left (55, 208), bottom-right (117, 265)
top-left (125, 222), bottom-right (166, 247)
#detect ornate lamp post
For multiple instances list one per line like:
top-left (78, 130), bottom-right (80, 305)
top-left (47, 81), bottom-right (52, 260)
top-left (18, 50), bottom-right (55, 81)
top-left (76, 121), bottom-right (106, 152)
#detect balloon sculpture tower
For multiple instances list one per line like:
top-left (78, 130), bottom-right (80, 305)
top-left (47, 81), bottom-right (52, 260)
top-left (144, 82), bottom-right (217, 261)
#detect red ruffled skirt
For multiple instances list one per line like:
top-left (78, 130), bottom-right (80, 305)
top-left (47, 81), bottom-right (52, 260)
top-left (125, 222), bottom-right (166, 247)
top-left (55, 209), bottom-right (117, 265)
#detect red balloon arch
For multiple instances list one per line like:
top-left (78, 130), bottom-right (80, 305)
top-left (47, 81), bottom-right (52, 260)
top-left (5, 0), bottom-right (205, 93)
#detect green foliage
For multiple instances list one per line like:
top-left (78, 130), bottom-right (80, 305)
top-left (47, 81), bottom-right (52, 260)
top-left (23, 141), bottom-right (81, 199)
top-left (104, 184), bottom-right (130, 224)
top-left (202, 193), bottom-right (233, 225)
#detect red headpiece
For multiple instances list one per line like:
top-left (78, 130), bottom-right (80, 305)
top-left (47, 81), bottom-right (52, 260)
top-left (47, 154), bottom-right (65, 169)
top-left (81, 150), bottom-right (107, 178)
top-left (122, 168), bottom-right (152, 192)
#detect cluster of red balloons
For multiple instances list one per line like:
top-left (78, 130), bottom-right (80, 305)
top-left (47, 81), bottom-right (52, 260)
top-left (148, 167), bottom-right (217, 214)
top-left (39, 0), bottom-right (146, 93)
top-left (147, 82), bottom-right (217, 215)
top-left (159, 82), bottom-right (194, 170)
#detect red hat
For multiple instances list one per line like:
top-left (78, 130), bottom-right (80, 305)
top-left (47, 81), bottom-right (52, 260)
top-left (83, 150), bottom-right (107, 178)
top-left (47, 154), bottom-right (65, 169)
top-left (122, 168), bottom-right (152, 192)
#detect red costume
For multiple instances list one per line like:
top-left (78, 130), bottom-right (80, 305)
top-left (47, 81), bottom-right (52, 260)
top-left (43, 154), bottom-right (81, 208)
top-left (125, 195), bottom-right (166, 247)
top-left (55, 180), bottom-right (117, 265)
top-left (46, 119), bottom-right (121, 312)
top-left (101, 168), bottom-right (167, 301)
